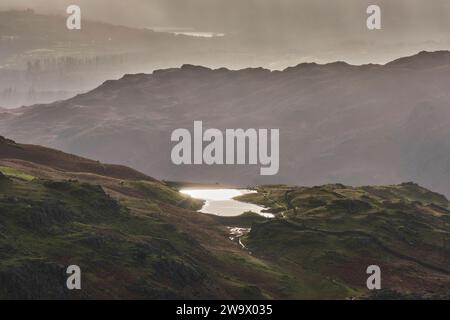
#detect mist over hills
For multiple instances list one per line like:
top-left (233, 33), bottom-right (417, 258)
top-left (2, 6), bottom-right (450, 108)
top-left (2, 51), bottom-right (450, 196)
top-left (0, 10), bottom-right (225, 108)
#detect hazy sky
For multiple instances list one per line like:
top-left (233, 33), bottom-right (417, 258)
top-left (1, 0), bottom-right (450, 64)
top-left (2, 0), bottom-right (450, 33)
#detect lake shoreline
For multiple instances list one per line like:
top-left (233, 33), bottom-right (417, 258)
top-left (180, 188), bottom-right (273, 218)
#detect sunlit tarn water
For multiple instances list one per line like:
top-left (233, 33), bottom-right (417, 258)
top-left (180, 189), bottom-right (274, 218)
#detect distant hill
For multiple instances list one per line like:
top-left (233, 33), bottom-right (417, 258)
top-left (2, 51), bottom-right (450, 196)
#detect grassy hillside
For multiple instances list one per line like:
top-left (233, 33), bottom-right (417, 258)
top-left (0, 166), bottom-right (209, 299)
top-left (235, 184), bottom-right (450, 299)
top-left (1, 136), bottom-right (450, 299)
top-left (0, 137), bottom-right (308, 299)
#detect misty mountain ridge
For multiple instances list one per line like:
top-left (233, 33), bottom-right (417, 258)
top-left (2, 50), bottom-right (450, 196)
top-left (3, 8), bottom-right (450, 108)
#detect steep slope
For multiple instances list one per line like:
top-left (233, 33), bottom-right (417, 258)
top-left (2, 51), bottom-right (450, 196)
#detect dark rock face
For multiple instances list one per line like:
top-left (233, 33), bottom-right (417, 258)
top-left (2, 51), bottom-right (450, 196)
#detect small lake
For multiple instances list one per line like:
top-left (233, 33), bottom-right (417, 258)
top-left (180, 189), bottom-right (273, 218)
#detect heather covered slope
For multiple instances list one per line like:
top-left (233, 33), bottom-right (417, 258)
top-left (2, 51), bottom-right (450, 196)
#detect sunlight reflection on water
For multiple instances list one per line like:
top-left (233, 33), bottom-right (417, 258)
top-left (180, 189), bottom-right (274, 218)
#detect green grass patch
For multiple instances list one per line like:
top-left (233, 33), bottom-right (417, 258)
top-left (0, 166), bottom-right (35, 181)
